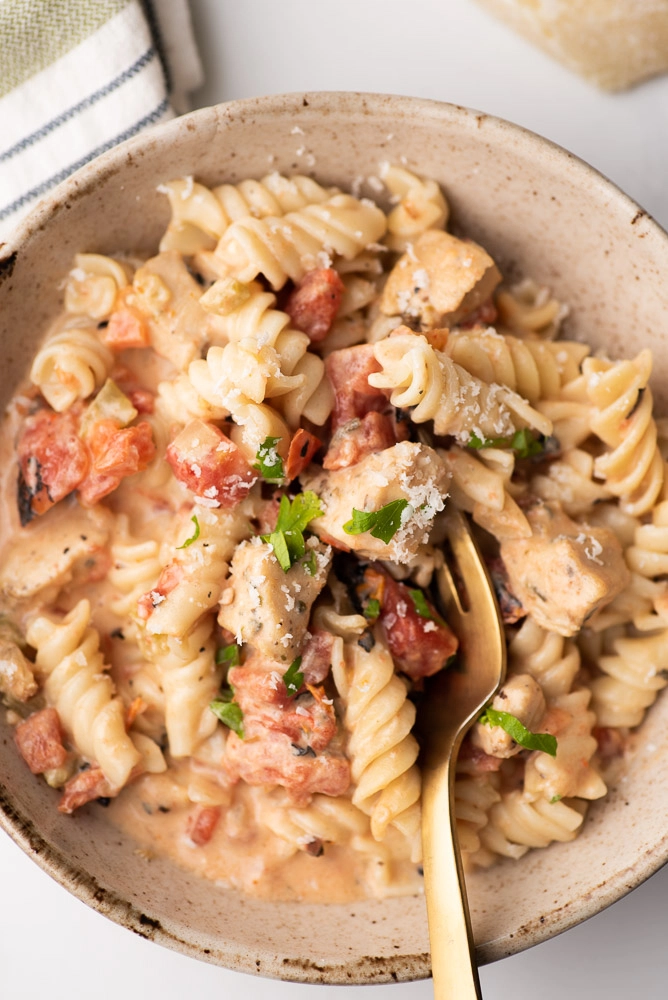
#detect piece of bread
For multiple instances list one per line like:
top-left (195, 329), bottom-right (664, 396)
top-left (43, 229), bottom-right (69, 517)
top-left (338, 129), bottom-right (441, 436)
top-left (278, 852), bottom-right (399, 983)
top-left (475, 0), bottom-right (668, 91)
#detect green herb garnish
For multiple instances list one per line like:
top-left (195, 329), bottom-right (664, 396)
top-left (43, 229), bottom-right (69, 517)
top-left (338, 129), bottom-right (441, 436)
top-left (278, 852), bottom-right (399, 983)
top-left (262, 491), bottom-right (323, 572)
top-left (210, 694), bottom-right (244, 737)
top-left (254, 436), bottom-right (285, 483)
top-left (408, 588), bottom-right (447, 627)
top-left (550, 794), bottom-right (562, 803)
top-left (283, 656), bottom-right (304, 696)
top-left (215, 644), bottom-right (240, 667)
top-left (364, 598), bottom-right (381, 620)
top-left (467, 428), bottom-right (544, 459)
top-left (176, 514), bottom-right (200, 549)
top-left (303, 550), bottom-right (318, 576)
top-left (343, 498), bottom-right (410, 544)
top-left (479, 706), bottom-right (558, 756)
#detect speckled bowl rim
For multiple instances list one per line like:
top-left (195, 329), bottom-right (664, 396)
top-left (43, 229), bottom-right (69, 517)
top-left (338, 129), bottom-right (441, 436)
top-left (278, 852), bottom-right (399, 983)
top-left (2, 91), bottom-right (668, 984)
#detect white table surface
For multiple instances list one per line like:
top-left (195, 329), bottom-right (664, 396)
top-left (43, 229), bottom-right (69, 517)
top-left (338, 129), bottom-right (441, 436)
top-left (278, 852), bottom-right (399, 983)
top-left (3, 2), bottom-right (668, 997)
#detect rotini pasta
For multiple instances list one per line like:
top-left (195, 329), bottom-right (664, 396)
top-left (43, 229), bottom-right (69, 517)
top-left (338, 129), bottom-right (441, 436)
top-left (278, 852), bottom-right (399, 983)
top-left (29, 321), bottom-right (114, 412)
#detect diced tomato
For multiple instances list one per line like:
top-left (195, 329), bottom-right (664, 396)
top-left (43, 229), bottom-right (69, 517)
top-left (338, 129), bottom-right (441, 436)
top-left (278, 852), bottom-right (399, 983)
top-left (102, 291), bottom-right (150, 350)
top-left (325, 344), bottom-right (388, 430)
top-left (137, 562), bottom-right (183, 620)
top-left (17, 409), bottom-right (89, 523)
top-left (367, 567), bottom-right (459, 680)
top-left (128, 389), bottom-right (155, 414)
top-left (228, 656), bottom-right (337, 752)
top-left (58, 766), bottom-right (113, 814)
top-left (285, 428), bottom-right (321, 480)
top-left (224, 731), bottom-right (350, 806)
top-left (14, 707), bottom-right (68, 774)
top-left (324, 411), bottom-right (398, 470)
top-left (187, 805), bottom-right (221, 846)
top-left (300, 629), bottom-right (335, 685)
top-left (166, 419), bottom-right (256, 508)
top-left (78, 419), bottom-right (155, 506)
top-left (285, 268), bottom-right (344, 342)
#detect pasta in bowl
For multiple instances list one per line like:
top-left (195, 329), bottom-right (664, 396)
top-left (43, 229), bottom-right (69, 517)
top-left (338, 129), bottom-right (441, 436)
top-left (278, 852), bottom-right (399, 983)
top-left (2, 92), bottom-right (668, 984)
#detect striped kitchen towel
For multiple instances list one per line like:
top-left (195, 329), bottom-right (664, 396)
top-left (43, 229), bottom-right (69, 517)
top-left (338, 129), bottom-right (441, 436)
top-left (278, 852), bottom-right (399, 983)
top-left (0, 0), bottom-right (203, 240)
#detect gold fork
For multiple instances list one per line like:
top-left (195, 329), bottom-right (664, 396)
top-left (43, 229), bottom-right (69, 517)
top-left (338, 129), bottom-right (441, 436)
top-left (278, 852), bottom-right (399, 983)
top-left (420, 506), bottom-right (506, 999)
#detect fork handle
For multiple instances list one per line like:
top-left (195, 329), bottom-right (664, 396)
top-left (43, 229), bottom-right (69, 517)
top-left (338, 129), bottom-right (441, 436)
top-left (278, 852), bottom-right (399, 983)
top-left (422, 751), bottom-right (482, 999)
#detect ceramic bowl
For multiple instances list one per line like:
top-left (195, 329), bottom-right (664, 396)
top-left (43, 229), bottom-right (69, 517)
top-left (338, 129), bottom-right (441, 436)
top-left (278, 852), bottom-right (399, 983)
top-left (2, 92), bottom-right (668, 985)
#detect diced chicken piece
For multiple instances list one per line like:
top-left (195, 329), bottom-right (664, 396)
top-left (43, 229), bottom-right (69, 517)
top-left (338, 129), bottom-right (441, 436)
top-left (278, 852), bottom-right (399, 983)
top-left (58, 766), bottom-right (113, 814)
top-left (187, 804), bottom-right (221, 846)
top-left (0, 639), bottom-right (38, 701)
top-left (224, 730), bottom-right (350, 806)
top-left (0, 502), bottom-right (113, 601)
top-left (471, 673), bottom-right (547, 758)
top-left (166, 419), bottom-right (257, 508)
top-left (362, 567), bottom-right (458, 680)
top-left (458, 739), bottom-right (503, 773)
top-left (500, 501), bottom-right (630, 637)
top-left (302, 441), bottom-right (450, 565)
top-left (380, 230), bottom-right (501, 327)
top-left (218, 538), bottom-right (331, 662)
top-left (14, 708), bottom-right (68, 774)
top-left (285, 267), bottom-right (345, 342)
top-left (132, 252), bottom-right (227, 370)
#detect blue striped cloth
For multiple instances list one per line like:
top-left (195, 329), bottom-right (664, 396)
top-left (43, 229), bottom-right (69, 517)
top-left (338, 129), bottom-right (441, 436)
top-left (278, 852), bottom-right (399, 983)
top-left (0, 0), bottom-right (203, 239)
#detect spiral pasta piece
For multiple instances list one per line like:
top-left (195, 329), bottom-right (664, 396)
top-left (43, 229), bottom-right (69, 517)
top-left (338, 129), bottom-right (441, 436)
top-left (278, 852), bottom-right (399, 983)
top-left (496, 279), bottom-right (567, 340)
top-left (508, 617), bottom-right (581, 699)
top-left (213, 193), bottom-right (387, 290)
top-left (258, 789), bottom-right (370, 855)
top-left (159, 174), bottom-right (335, 254)
top-left (189, 285), bottom-right (333, 426)
top-left (64, 252), bottom-right (129, 320)
top-left (30, 323), bottom-right (114, 411)
top-left (530, 448), bottom-right (612, 517)
top-left (444, 327), bottom-right (589, 404)
top-left (370, 332), bottom-right (553, 441)
top-left (626, 498), bottom-right (668, 578)
top-left (338, 635), bottom-right (421, 855)
top-left (524, 689), bottom-right (606, 801)
top-left (454, 767), bottom-right (501, 855)
top-left (151, 616), bottom-right (221, 757)
top-left (108, 517), bottom-right (162, 622)
top-left (380, 164), bottom-right (448, 251)
top-left (439, 446), bottom-right (531, 542)
top-left (144, 504), bottom-right (252, 639)
top-left (590, 627), bottom-right (668, 727)
top-left (584, 350), bottom-right (664, 515)
top-left (26, 600), bottom-right (142, 788)
top-left (477, 792), bottom-right (585, 862)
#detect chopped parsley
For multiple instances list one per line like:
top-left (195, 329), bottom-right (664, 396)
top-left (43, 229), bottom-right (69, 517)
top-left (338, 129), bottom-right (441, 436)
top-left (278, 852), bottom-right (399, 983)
top-left (364, 598), bottom-right (381, 620)
top-left (479, 706), bottom-right (558, 756)
top-left (467, 428), bottom-right (545, 459)
top-left (303, 550), bottom-right (318, 576)
top-left (210, 691), bottom-right (244, 738)
top-left (176, 514), bottom-right (200, 549)
top-left (283, 656), bottom-right (304, 696)
top-left (343, 498), bottom-right (410, 544)
top-left (262, 491), bottom-right (323, 572)
top-left (254, 436), bottom-right (285, 483)
top-left (550, 795), bottom-right (562, 803)
top-left (215, 644), bottom-right (240, 667)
